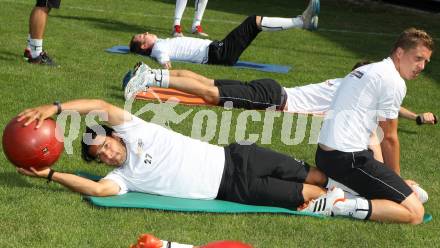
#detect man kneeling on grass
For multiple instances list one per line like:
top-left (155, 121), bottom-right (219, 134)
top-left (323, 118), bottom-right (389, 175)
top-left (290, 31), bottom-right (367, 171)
top-left (16, 98), bottom-right (344, 215)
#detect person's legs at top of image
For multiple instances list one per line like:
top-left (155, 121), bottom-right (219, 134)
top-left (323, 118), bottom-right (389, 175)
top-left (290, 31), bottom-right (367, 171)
top-left (172, 0), bottom-right (188, 37)
top-left (191, 0), bottom-right (209, 36)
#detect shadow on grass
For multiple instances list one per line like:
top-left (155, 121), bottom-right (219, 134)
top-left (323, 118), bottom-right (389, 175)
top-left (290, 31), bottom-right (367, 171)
top-left (0, 50), bottom-right (22, 62)
top-left (51, 15), bottom-right (169, 35)
top-left (0, 171), bottom-right (65, 193)
top-left (397, 128), bottom-right (418, 135)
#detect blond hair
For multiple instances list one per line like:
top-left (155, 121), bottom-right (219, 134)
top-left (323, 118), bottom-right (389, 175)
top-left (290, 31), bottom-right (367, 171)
top-left (391, 28), bottom-right (434, 54)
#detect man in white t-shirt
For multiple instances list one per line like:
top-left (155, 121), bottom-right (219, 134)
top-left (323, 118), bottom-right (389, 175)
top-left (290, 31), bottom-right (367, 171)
top-left (15, 99), bottom-right (344, 215)
top-left (316, 28), bottom-right (434, 224)
top-left (129, 0), bottom-right (320, 69)
top-left (123, 61), bottom-right (437, 125)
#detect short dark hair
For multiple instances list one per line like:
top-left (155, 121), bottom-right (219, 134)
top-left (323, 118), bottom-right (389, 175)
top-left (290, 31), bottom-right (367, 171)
top-left (352, 60), bottom-right (373, 71)
top-left (81, 124), bottom-right (115, 162)
top-left (391, 28), bottom-right (434, 54)
top-left (129, 35), bottom-right (152, 56)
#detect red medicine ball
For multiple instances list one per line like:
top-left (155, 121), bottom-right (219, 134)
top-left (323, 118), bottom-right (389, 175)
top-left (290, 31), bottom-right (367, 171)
top-left (202, 241), bottom-right (253, 248)
top-left (2, 117), bottom-right (64, 170)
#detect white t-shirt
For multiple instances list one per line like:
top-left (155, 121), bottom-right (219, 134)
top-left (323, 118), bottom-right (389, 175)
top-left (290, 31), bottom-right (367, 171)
top-left (318, 57), bottom-right (406, 152)
top-left (151, 37), bottom-right (212, 65)
top-left (103, 116), bottom-right (225, 199)
top-left (284, 78), bottom-right (342, 114)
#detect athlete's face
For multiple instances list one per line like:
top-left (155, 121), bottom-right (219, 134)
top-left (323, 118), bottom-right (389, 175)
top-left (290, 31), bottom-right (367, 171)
top-left (394, 44), bottom-right (432, 80)
top-left (133, 32), bottom-right (157, 50)
top-left (88, 134), bottom-right (127, 167)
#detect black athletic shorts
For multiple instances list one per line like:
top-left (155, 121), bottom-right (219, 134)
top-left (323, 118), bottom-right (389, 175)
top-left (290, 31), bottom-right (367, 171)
top-left (207, 15), bottom-right (261, 65)
top-left (216, 143), bottom-right (310, 209)
top-left (36, 0), bottom-right (61, 8)
top-left (315, 146), bottom-right (413, 203)
top-left (214, 79), bottom-right (287, 110)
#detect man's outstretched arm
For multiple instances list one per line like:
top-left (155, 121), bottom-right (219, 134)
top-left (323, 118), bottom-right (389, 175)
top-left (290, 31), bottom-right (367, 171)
top-left (17, 167), bottom-right (120, 196)
top-left (17, 99), bottom-right (131, 128)
top-left (399, 106), bottom-right (437, 124)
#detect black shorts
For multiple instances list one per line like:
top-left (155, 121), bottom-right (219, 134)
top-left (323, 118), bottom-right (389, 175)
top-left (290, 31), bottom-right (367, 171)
top-left (315, 146), bottom-right (412, 203)
top-left (216, 143), bottom-right (310, 209)
top-left (207, 15), bottom-right (261, 65)
top-left (214, 79), bottom-right (287, 110)
top-left (36, 0), bottom-right (61, 8)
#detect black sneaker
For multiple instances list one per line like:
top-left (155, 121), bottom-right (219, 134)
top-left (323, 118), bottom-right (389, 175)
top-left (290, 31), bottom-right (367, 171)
top-left (28, 51), bottom-right (57, 66)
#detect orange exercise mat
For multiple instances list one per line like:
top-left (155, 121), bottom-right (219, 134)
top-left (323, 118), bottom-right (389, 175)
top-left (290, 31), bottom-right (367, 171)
top-left (136, 87), bottom-right (215, 106)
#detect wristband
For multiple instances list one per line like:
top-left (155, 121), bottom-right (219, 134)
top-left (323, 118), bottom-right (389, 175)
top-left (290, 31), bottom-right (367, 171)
top-left (47, 169), bottom-right (55, 183)
top-left (53, 101), bottom-right (62, 115)
top-left (416, 115), bottom-right (423, 125)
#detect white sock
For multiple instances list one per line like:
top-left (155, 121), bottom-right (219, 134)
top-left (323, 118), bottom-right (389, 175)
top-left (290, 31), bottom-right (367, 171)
top-left (411, 184), bottom-right (429, 204)
top-left (161, 240), bottom-right (193, 248)
top-left (192, 0), bottom-right (208, 29)
top-left (174, 0), bottom-right (188, 26)
top-left (27, 34), bottom-right (31, 49)
top-left (29, 38), bottom-right (43, 58)
top-left (333, 197), bottom-right (371, 220)
top-left (326, 178), bottom-right (359, 196)
top-left (260, 16), bottom-right (303, 31)
top-left (151, 69), bottom-right (170, 88)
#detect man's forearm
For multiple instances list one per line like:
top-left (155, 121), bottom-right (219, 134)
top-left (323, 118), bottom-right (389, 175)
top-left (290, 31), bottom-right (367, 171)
top-left (399, 106), bottom-right (417, 120)
top-left (60, 99), bottom-right (109, 116)
top-left (52, 172), bottom-right (106, 196)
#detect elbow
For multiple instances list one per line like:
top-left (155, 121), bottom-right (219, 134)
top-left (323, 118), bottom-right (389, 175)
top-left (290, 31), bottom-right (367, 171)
top-left (90, 186), bottom-right (113, 197)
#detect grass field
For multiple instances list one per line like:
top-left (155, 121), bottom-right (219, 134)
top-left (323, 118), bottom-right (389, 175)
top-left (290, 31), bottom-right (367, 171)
top-left (0, 0), bottom-right (439, 247)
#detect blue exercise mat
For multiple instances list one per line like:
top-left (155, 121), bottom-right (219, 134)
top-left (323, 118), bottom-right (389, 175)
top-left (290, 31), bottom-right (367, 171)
top-left (106, 45), bottom-right (291, 73)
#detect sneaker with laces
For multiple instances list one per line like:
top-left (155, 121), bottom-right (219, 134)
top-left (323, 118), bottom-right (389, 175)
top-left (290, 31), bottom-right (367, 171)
top-left (28, 51), bottom-right (57, 66)
top-left (302, 0), bottom-right (320, 30)
top-left (192, 25), bottom-right (209, 37)
top-left (172, 25), bottom-right (184, 37)
top-left (122, 62), bottom-right (152, 89)
top-left (124, 62), bottom-right (155, 100)
top-left (23, 48), bottom-right (31, 61)
top-left (299, 187), bottom-right (344, 216)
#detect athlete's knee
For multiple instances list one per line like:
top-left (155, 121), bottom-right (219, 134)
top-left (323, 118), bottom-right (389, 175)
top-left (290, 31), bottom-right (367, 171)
top-left (402, 194), bottom-right (425, 225)
top-left (202, 87), bottom-right (220, 105)
top-left (305, 167), bottom-right (327, 186)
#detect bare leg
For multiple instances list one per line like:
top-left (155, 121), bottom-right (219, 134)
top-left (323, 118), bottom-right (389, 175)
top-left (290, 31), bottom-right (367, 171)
top-left (169, 75), bottom-right (220, 104)
top-left (169, 69), bottom-right (214, 86)
top-left (304, 167), bottom-right (327, 187)
top-left (302, 184), bottom-right (326, 202)
top-left (29, 7), bottom-right (50, 39)
top-left (370, 193), bottom-right (424, 224)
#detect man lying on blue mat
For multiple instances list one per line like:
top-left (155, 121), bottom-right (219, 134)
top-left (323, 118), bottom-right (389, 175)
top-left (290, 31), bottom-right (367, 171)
top-left (16, 98), bottom-right (349, 216)
top-left (128, 0), bottom-right (319, 68)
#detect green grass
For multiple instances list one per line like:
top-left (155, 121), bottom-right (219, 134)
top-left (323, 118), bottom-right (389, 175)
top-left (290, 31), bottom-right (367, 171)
top-left (1, 0), bottom-right (440, 247)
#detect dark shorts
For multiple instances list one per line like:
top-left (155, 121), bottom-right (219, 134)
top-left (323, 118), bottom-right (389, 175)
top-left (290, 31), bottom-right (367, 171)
top-left (315, 146), bottom-right (413, 203)
top-left (207, 15), bottom-right (261, 65)
top-left (216, 143), bottom-right (310, 209)
top-left (36, 0), bottom-right (61, 8)
top-left (214, 79), bottom-right (287, 110)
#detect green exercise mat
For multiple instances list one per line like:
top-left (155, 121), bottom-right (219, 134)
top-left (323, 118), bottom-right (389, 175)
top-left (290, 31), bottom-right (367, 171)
top-left (77, 172), bottom-right (433, 223)
top-left (77, 172), bottom-right (322, 218)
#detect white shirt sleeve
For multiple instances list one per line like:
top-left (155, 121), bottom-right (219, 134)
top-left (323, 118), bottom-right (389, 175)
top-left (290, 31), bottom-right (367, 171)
top-left (103, 172), bottom-right (129, 195)
top-left (151, 42), bottom-right (170, 65)
top-left (377, 79), bottom-right (405, 120)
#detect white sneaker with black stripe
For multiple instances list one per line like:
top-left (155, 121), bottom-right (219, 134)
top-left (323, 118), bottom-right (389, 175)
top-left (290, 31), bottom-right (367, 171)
top-left (299, 187), bottom-right (344, 216)
top-left (124, 62), bottom-right (154, 100)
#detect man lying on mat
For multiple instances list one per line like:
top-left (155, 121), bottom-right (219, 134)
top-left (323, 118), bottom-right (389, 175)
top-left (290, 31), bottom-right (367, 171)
top-left (123, 61), bottom-right (437, 125)
top-left (128, 0), bottom-right (319, 68)
top-left (16, 98), bottom-right (348, 216)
